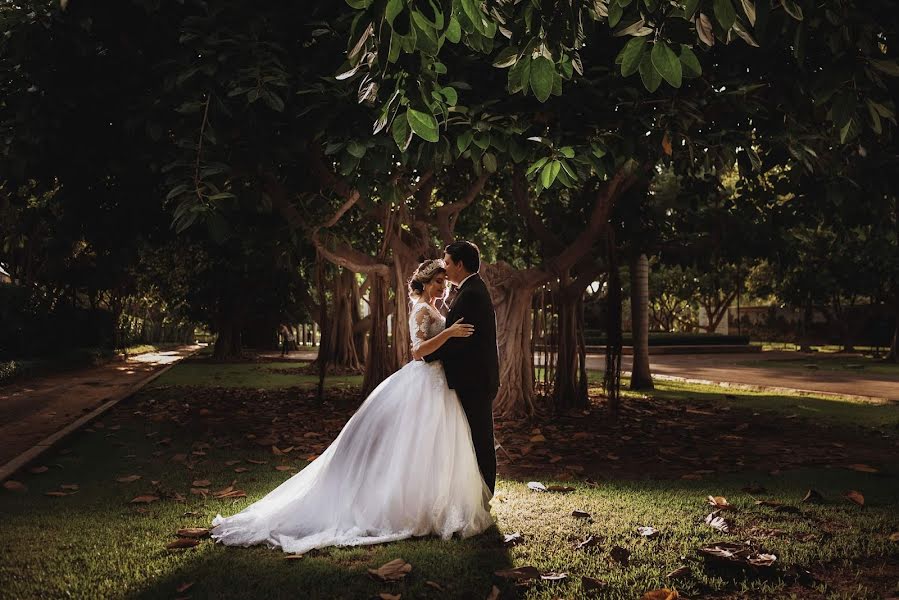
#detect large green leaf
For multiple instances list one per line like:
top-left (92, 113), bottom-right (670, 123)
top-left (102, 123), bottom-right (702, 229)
top-left (445, 17), bottom-right (461, 43)
top-left (683, 0), bottom-right (700, 19)
top-left (620, 37), bottom-right (646, 77)
top-left (639, 53), bottom-right (662, 92)
top-left (530, 56), bottom-right (555, 102)
top-left (385, 0), bottom-right (403, 26)
top-left (456, 130), bottom-right (473, 154)
top-left (406, 107), bottom-right (439, 142)
top-left (391, 113), bottom-right (411, 150)
top-left (713, 0), bottom-right (736, 30)
top-left (679, 45), bottom-right (702, 78)
top-left (651, 41), bottom-right (682, 88)
top-left (541, 160), bottom-right (561, 188)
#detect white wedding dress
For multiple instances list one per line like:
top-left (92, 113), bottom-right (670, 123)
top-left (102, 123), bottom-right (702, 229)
top-left (210, 301), bottom-right (494, 554)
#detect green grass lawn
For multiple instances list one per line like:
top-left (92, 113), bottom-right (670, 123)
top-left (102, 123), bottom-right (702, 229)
top-left (737, 355), bottom-right (899, 378)
top-left (150, 360), bottom-right (363, 390)
top-left (2, 362), bottom-right (897, 599)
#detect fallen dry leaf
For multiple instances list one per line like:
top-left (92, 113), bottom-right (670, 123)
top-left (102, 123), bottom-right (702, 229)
top-left (3, 480), bottom-right (27, 493)
top-left (494, 566), bottom-right (541, 581)
top-left (175, 582), bottom-right (195, 594)
top-left (166, 538), bottom-right (200, 550)
top-left (705, 512), bottom-right (729, 533)
top-left (191, 479), bottom-right (211, 487)
top-left (666, 566), bottom-right (690, 579)
top-left (234, 467), bottom-right (249, 473)
top-left (503, 532), bottom-right (523, 546)
top-left (486, 585), bottom-right (500, 600)
top-left (247, 459), bottom-right (267, 465)
top-left (368, 558), bottom-right (412, 582)
top-left (130, 495), bottom-right (160, 504)
top-left (581, 575), bottom-right (607, 593)
top-left (846, 463), bottom-right (878, 473)
top-left (275, 465), bottom-right (295, 472)
top-left (176, 528), bottom-right (210, 538)
top-left (546, 484), bottom-right (575, 492)
top-left (29, 466), bottom-right (49, 474)
top-left (707, 495), bottom-right (731, 510)
top-left (190, 488), bottom-right (209, 496)
top-left (746, 553), bottom-right (778, 567)
top-left (575, 534), bottom-right (601, 551)
top-left (888, 532), bottom-right (899, 542)
top-left (378, 594), bottom-right (401, 600)
top-left (526, 481), bottom-right (547, 492)
top-left (845, 490), bottom-right (865, 506)
top-left (45, 491), bottom-right (73, 497)
top-left (641, 588), bottom-right (679, 600)
top-left (541, 572), bottom-right (568, 581)
top-left (802, 489), bottom-right (823, 503)
top-left (60, 484), bottom-right (79, 491)
top-left (572, 510), bottom-right (591, 519)
top-left (116, 475), bottom-right (141, 483)
top-left (637, 526), bottom-right (659, 538)
top-left (425, 581), bottom-right (444, 592)
top-left (610, 545), bottom-right (630, 566)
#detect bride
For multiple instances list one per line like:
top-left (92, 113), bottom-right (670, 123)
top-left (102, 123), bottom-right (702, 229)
top-left (210, 259), bottom-right (495, 554)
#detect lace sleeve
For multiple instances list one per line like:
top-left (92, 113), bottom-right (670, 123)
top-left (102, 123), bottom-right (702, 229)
top-left (409, 303), bottom-right (433, 353)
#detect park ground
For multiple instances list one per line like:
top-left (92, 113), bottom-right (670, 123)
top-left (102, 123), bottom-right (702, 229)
top-left (0, 352), bottom-right (898, 599)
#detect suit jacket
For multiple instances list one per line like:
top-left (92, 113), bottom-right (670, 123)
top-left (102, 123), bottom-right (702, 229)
top-left (425, 273), bottom-right (500, 400)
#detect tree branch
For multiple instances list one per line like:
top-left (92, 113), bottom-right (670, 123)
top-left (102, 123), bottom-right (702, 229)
top-left (513, 164), bottom-right (564, 255)
top-left (436, 172), bottom-right (490, 245)
top-left (547, 163), bottom-right (643, 275)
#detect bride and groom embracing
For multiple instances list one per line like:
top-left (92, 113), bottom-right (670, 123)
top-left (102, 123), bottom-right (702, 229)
top-left (211, 240), bottom-right (501, 553)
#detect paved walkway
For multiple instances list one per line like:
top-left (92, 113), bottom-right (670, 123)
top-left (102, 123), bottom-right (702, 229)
top-left (584, 351), bottom-right (899, 402)
top-left (0, 346), bottom-right (199, 467)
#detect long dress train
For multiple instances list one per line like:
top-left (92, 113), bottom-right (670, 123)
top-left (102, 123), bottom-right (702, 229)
top-left (210, 301), bottom-right (493, 554)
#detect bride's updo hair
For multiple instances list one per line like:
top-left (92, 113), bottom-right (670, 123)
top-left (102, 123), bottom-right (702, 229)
top-left (408, 259), bottom-right (446, 300)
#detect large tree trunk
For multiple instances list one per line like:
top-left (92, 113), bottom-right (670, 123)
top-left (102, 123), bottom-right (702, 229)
top-left (318, 269), bottom-right (363, 371)
top-left (482, 262), bottom-right (544, 419)
top-left (553, 276), bottom-right (590, 412)
top-left (213, 310), bottom-right (242, 360)
top-left (362, 274), bottom-right (397, 396)
top-left (629, 253), bottom-right (654, 390)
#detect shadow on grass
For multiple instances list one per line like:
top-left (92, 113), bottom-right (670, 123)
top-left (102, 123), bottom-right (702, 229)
top-left (124, 525), bottom-right (512, 600)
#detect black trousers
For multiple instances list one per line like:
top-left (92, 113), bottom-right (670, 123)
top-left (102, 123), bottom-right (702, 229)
top-left (457, 388), bottom-right (497, 494)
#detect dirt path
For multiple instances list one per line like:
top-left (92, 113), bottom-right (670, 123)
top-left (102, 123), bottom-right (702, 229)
top-left (0, 346), bottom-right (199, 466)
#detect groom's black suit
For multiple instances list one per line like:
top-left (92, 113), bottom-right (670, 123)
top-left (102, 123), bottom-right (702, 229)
top-left (425, 273), bottom-right (499, 493)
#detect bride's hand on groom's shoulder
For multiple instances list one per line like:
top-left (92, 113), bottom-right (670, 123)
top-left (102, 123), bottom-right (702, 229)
top-left (447, 317), bottom-right (475, 339)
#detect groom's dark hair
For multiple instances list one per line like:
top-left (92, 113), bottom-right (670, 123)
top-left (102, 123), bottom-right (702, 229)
top-left (445, 240), bottom-right (480, 273)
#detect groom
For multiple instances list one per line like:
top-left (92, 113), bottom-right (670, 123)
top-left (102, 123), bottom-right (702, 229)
top-left (425, 241), bottom-right (500, 494)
